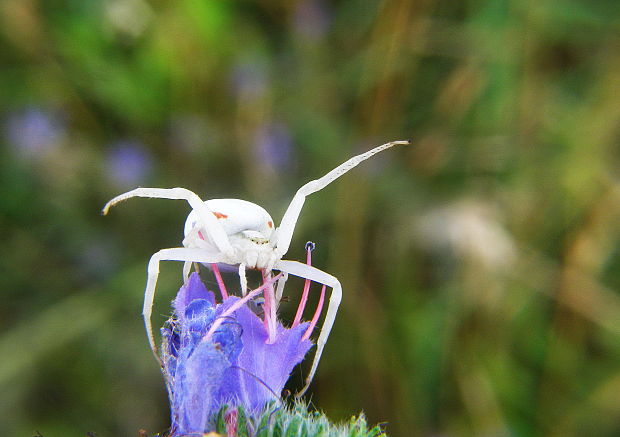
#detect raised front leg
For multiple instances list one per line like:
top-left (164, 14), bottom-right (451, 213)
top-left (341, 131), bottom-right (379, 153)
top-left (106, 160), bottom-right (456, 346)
top-left (102, 187), bottom-right (233, 255)
top-left (275, 140), bottom-right (410, 257)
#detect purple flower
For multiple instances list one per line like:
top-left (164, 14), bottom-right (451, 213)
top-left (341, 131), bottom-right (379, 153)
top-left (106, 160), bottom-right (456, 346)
top-left (254, 122), bottom-right (294, 173)
top-left (104, 141), bottom-right (153, 188)
top-left (293, 0), bottom-right (331, 41)
top-left (5, 107), bottom-right (65, 159)
top-left (161, 273), bottom-right (313, 436)
top-left (230, 60), bottom-right (268, 100)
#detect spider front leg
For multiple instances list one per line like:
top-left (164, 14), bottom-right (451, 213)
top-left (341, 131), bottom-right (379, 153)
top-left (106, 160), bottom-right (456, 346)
top-left (274, 140), bottom-right (410, 257)
top-left (274, 260), bottom-right (342, 397)
top-left (102, 187), bottom-right (233, 256)
top-left (144, 247), bottom-right (224, 365)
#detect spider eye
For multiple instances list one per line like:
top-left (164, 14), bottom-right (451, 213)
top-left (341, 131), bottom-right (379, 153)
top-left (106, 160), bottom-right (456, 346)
top-left (241, 230), bottom-right (269, 245)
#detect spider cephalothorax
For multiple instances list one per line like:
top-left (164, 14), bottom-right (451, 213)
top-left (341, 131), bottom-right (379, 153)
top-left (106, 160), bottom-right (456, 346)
top-left (103, 140), bottom-right (409, 395)
top-left (183, 199), bottom-right (280, 270)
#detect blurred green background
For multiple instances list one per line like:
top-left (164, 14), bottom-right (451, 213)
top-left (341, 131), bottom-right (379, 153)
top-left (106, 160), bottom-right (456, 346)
top-left (2, 0), bottom-right (620, 436)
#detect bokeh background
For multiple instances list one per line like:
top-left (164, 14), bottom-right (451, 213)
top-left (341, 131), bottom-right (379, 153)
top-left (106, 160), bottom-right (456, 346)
top-left (2, 0), bottom-right (620, 436)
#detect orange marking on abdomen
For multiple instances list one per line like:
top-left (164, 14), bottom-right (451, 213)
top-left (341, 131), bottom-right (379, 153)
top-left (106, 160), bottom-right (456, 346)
top-left (267, 221), bottom-right (273, 228)
top-left (213, 211), bottom-right (228, 219)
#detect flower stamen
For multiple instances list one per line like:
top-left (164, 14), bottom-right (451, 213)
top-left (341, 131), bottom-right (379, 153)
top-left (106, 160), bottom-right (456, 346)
top-left (211, 263), bottom-right (229, 300)
top-left (292, 241), bottom-right (315, 328)
top-left (302, 285), bottom-right (325, 341)
top-left (204, 273), bottom-right (283, 342)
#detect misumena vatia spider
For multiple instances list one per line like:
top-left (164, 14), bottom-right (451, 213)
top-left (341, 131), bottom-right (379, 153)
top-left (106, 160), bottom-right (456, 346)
top-left (103, 140), bottom-right (409, 395)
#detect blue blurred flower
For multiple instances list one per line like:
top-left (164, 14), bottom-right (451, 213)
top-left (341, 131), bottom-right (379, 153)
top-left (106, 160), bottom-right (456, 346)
top-left (104, 141), bottom-right (153, 188)
top-left (161, 273), bottom-right (313, 436)
top-left (293, 0), bottom-right (331, 41)
top-left (230, 60), bottom-right (268, 100)
top-left (254, 122), bottom-right (294, 173)
top-left (5, 107), bottom-right (65, 159)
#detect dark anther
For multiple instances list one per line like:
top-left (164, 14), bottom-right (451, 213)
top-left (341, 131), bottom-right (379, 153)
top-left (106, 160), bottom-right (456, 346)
top-left (305, 241), bottom-right (316, 251)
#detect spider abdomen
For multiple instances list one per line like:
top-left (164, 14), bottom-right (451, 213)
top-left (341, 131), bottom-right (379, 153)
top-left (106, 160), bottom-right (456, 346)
top-left (184, 199), bottom-right (275, 239)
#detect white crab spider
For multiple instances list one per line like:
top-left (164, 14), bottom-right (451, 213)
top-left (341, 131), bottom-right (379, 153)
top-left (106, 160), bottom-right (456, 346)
top-left (102, 140), bottom-right (409, 395)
